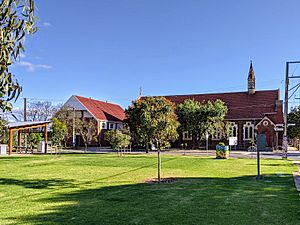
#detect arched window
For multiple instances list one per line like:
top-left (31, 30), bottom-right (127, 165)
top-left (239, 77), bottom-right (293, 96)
top-left (228, 122), bottom-right (238, 137)
top-left (243, 122), bottom-right (254, 140)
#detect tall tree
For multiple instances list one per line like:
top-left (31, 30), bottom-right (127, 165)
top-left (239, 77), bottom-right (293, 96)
top-left (126, 97), bottom-right (179, 182)
top-left (0, 0), bottom-right (37, 112)
top-left (176, 99), bottom-right (228, 148)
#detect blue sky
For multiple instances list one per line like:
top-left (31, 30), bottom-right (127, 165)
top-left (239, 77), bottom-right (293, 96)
top-left (11, 0), bottom-right (300, 109)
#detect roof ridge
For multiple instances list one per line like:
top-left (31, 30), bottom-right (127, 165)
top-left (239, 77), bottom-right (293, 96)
top-left (74, 95), bottom-right (123, 108)
top-left (143, 89), bottom-right (279, 98)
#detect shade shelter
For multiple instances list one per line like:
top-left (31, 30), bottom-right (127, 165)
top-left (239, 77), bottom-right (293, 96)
top-left (7, 121), bottom-right (50, 155)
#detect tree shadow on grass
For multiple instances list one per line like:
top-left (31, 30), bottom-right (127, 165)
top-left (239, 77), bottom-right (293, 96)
top-left (0, 178), bottom-right (75, 189)
top-left (15, 175), bottom-right (300, 225)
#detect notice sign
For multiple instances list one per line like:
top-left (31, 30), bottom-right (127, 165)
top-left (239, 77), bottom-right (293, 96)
top-left (229, 137), bottom-right (238, 146)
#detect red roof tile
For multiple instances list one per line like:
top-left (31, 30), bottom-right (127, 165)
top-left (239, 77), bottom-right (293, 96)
top-left (142, 90), bottom-right (283, 122)
top-left (75, 96), bottom-right (125, 121)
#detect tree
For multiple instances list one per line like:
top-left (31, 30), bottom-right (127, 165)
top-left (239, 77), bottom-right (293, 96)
top-left (14, 101), bottom-right (58, 121)
top-left (0, 0), bottom-right (37, 112)
top-left (104, 129), bottom-right (131, 156)
top-left (176, 99), bottom-right (228, 149)
top-left (288, 106), bottom-right (300, 139)
top-left (126, 97), bottom-right (179, 182)
top-left (0, 117), bottom-right (8, 144)
top-left (51, 117), bottom-right (68, 147)
top-left (53, 106), bottom-right (74, 147)
top-left (75, 119), bottom-right (98, 150)
top-left (125, 99), bottom-right (151, 153)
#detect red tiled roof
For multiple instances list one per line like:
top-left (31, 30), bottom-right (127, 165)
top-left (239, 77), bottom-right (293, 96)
top-left (75, 96), bottom-right (125, 121)
top-left (141, 90), bottom-right (283, 122)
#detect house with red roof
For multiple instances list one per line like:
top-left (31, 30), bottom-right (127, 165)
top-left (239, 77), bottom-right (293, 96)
top-left (64, 95), bottom-right (125, 146)
top-left (141, 63), bottom-right (284, 150)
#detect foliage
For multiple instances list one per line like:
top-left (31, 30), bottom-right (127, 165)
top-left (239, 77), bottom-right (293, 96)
top-left (75, 119), bottom-right (98, 149)
top-left (0, 117), bottom-right (8, 144)
top-left (51, 117), bottom-right (68, 147)
top-left (53, 106), bottom-right (74, 147)
top-left (104, 129), bottom-right (131, 150)
top-left (28, 133), bottom-right (43, 147)
top-left (176, 99), bottom-right (228, 148)
top-left (126, 97), bottom-right (179, 150)
top-left (288, 106), bottom-right (300, 139)
top-left (0, 0), bottom-right (37, 112)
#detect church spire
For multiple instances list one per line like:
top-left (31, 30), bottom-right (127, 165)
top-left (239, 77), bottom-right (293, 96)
top-left (248, 61), bottom-right (256, 95)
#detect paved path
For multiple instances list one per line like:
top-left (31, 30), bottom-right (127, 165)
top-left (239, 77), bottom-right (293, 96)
top-left (59, 148), bottom-right (300, 160)
top-left (293, 161), bottom-right (300, 193)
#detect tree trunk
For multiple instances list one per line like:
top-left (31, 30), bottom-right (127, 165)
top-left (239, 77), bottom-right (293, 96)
top-left (157, 147), bottom-right (161, 183)
top-left (192, 133), bottom-right (197, 149)
top-left (145, 142), bottom-right (149, 153)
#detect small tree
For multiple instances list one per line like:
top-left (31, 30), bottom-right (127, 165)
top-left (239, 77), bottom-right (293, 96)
top-left (0, 0), bottom-right (37, 112)
top-left (51, 117), bottom-right (68, 148)
top-left (53, 106), bottom-right (75, 147)
top-left (104, 129), bottom-right (131, 156)
top-left (28, 133), bottom-right (43, 148)
top-left (75, 119), bottom-right (98, 151)
top-left (0, 117), bottom-right (8, 144)
top-left (126, 97), bottom-right (179, 182)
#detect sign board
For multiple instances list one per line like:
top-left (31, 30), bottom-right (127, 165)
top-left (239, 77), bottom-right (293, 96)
top-left (257, 134), bottom-right (267, 151)
top-left (274, 127), bottom-right (284, 131)
top-left (229, 137), bottom-right (237, 146)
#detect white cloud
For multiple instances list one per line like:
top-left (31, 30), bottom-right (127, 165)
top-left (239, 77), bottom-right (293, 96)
top-left (17, 61), bottom-right (52, 72)
top-left (43, 22), bottom-right (52, 27)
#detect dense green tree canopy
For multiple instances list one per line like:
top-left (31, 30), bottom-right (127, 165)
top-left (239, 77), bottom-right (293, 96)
top-left (126, 97), bottom-right (179, 149)
top-left (0, 0), bottom-right (37, 111)
top-left (176, 99), bottom-right (228, 148)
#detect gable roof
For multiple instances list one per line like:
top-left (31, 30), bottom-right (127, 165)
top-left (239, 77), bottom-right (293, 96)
top-left (75, 95), bottom-right (125, 121)
top-left (141, 89), bottom-right (282, 121)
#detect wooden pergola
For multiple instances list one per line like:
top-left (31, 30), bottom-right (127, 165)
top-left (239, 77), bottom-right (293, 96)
top-left (7, 121), bottom-right (50, 155)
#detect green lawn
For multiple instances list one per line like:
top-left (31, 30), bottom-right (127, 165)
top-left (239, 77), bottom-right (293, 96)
top-left (0, 153), bottom-right (299, 225)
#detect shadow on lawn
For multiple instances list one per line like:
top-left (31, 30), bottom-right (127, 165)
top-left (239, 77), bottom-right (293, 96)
top-left (0, 178), bottom-right (75, 189)
top-left (16, 175), bottom-right (300, 225)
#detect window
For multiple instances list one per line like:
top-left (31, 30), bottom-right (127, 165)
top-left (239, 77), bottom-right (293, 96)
top-left (228, 122), bottom-right (238, 137)
top-left (101, 122), bottom-right (107, 129)
top-left (243, 122), bottom-right (254, 140)
top-left (109, 123), bottom-right (114, 129)
top-left (183, 131), bottom-right (192, 140)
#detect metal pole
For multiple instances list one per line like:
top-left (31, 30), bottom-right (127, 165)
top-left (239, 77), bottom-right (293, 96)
top-left (256, 147), bottom-right (261, 179)
top-left (283, 62), bottom-right (289, 159)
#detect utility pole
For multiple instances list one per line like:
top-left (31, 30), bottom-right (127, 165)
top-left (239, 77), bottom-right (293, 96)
top-left (23, 97), bottom-right (27, 121)
top-left (72, 107), bottom-right (76, 148)
top-left (283, 61), bottom-right (300, 159)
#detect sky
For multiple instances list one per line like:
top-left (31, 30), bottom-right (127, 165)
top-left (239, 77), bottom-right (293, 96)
top-left (10, 0), bottom-right (300, 109)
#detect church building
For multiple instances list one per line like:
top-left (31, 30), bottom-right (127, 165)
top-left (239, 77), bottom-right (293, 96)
top-left (144, 63), bottom-right (284, 150)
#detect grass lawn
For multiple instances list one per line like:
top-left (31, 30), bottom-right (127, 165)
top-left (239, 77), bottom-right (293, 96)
top-left (0, 153), bottom-right (299, 225)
